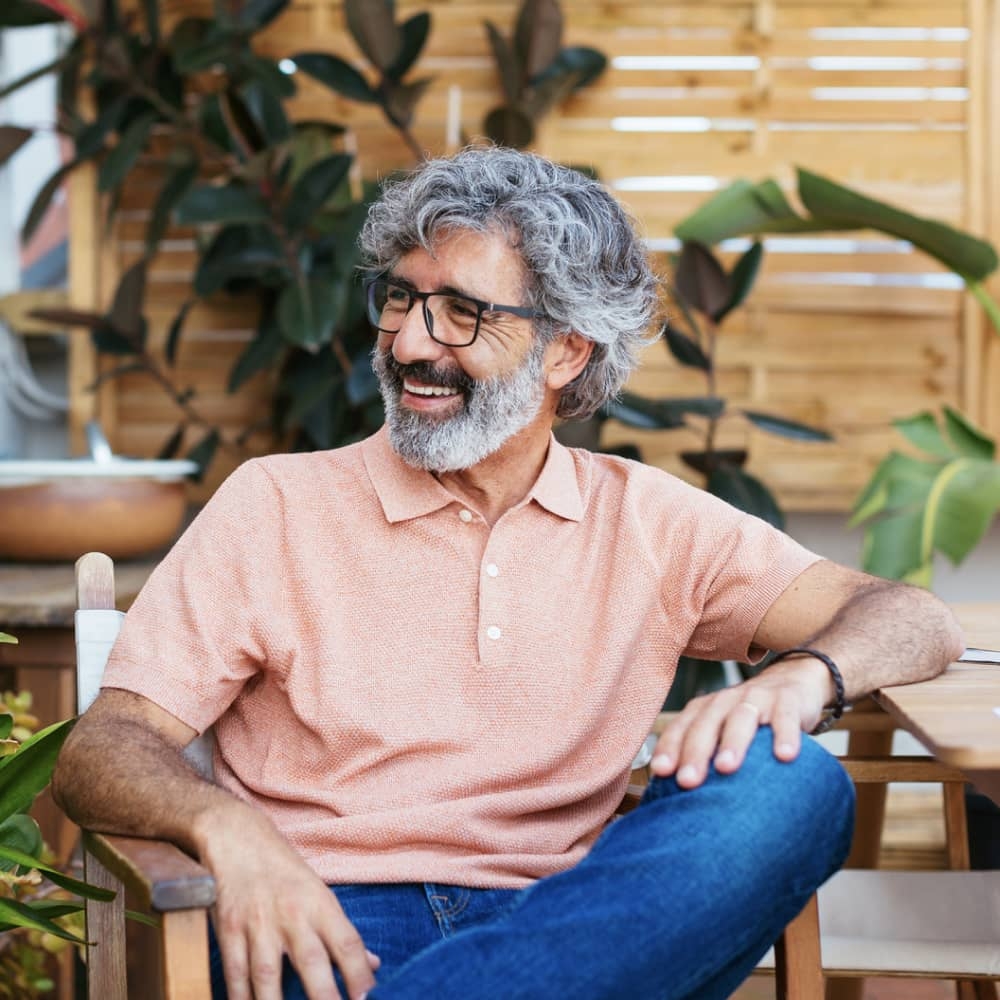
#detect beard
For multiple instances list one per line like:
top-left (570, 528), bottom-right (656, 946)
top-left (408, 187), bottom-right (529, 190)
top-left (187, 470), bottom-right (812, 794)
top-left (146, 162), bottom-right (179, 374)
top-left (372, 338), bottom-right (548, 472)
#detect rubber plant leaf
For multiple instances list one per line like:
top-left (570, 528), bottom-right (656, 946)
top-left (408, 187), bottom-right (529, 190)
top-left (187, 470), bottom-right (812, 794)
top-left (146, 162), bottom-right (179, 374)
top-left (386, 12), bottom-right (431, 81)
top-left (146, 158), bottom-right (199, 255)
top-left (240, 79), bottom-right (291, 145)
top-left (175, 183), bottom-right (270, 225)
top-left (0, 718), bottom-right (75, 821)
top-left (715, 241), bottom-right (763, 321)
top-left (235, 0), bottom-right (291, 32)
top-left (21, 160), bottom-right (80, 243)
top-left (514, 0), bottom-right (563, 83)
top-left (228, 312), bottom-right (285, 392)
top-left (344, 0), bottom-right (401, 74)
top-left (168, 18), bottom-right (232, 75)
top-left (797, 167), bottom-right (999, 282)
top-left (186, 429), bottom-right (220, 482)
top-left (292, 52), bottom-right (378, 104)
top-left (277, 275), bottom-right (344, 351)
top-left (108, 259), bottom-right (148, 344)
top-left (482, 107), bottom-right (534, 149)
top-left (97, 110), bottom-right (157, 193)
top-left (164, 300), bottom-right (194, 366)
top-left (706, 464), bottom-right (785, 529)
top-left (741, 410), bottom-right (832, 442)
top-left (484, 21), bottom-right (520, 103)
top-left (0, 0), bottom-right (66, 26)
top-left (285, 153), bottom-right (352, 233)
top-left (0, 126), bottom-right (32, 168)
top-left (383, 77), bottom-right (433, 130)
top-left (141, 0), bottom-right (159, 41)
top-left (193, 225), bottom-right (286, 296)
top-left (157, 424), bottom-right (186, 460)
top-left (674, 242), bottom-right (731, 320)
top-left (663, 323), bottom-right (710, 371)
top-left (240, 55), bottom-right (297, 99)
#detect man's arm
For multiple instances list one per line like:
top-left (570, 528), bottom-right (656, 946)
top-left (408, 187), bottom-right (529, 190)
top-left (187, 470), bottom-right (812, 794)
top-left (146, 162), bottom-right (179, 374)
top-left (52, 690), bottom-right (378, 1000)
top-left (651, 560), bottom-right (966, 788)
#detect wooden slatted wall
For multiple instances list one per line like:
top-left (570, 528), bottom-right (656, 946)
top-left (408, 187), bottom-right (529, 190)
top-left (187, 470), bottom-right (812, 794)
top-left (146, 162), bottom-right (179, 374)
top-left (68, 0), bottom-right (1000, 509)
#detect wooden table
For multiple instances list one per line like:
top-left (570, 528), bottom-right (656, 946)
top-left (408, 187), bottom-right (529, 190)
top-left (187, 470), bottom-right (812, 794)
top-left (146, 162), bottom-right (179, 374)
top-left (0, 559), bottom-right (156, 859)
top-left (875, 601), bottom-right (1000, 803)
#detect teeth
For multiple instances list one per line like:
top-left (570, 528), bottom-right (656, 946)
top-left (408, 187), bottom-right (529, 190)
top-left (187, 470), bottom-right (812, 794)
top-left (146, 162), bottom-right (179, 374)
top-left (404, 381), bottom-right (459, 397)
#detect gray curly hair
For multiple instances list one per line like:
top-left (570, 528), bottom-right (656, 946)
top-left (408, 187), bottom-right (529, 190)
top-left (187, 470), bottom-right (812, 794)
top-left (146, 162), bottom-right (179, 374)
top-left (359, 146), bottom-right (660, 420)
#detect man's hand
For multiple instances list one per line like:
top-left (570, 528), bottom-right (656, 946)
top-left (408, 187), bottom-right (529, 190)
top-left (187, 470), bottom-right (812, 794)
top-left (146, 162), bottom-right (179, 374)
top-left (200, 805), bottom-right (380, 1000)
top-left (650, 656), bottom-right (834, 788)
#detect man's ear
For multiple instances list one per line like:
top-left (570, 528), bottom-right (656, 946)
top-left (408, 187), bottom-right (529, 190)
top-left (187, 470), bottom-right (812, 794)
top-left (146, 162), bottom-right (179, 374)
top-left (544, 331), bottom-right (594, 390)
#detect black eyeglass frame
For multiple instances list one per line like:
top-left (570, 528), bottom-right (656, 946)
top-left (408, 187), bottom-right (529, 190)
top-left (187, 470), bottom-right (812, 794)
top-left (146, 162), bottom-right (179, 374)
top-left (363, 276), bottom-right (544, 347)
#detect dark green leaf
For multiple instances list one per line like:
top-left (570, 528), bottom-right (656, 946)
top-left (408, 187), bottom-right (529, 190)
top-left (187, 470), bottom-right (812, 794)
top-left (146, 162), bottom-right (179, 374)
top-left (798, 167), bottom-right (999, 283)
top-left (706, 465), bottom-right (785, 529)
top-left (236, 0), bottom-right (291, 32)
top-left (228, 312), bottom-right (285, 392)
top-left (742, 410), bottom-right (832, 442)
top-left (292, 52), bottom-right (378, 103)
top-left (344, 0), bottom-right (401, 73)
top-left (186, 429), bottom-right (221, 482)
top-left (0, 56), bottom-right (65, 101)
top-left (0, 815), bottom-right (42, 868)
top-left (943, 405), bottom-right (995, 461)
top-left (346, 351), bottom-right (379, 405)
top-left (0, 896), bottom-right (86, 942)
top-left (168, 18), bottom-right (232, 74)
top-left (285, 153), bottom-right (352, 233)
top-left (90, 362), bottom-right (148, 390)
top-left (98, 110), bottom-right (157, 193)
top-left (108, 259), bottom-right (147, 341)
top-left (521, 69), bottom-right (579, 121)
top-left (92, 322), bottom-right (141, 356)
top-left (717, 241), bottom-right (763, 321)
top-left (383, 77), bottom-right (433, 129)
top-left (929, 460), bottom-right (1000, 566)
top-left (157, 424), bottom-right (186, 459)
top-left (21, 161), bottom-right (78, 244)
top-left (0, 0), bottom-right (65, 26)
top-left (220, 87), bottom-right (266, 154)
top-left (240, 79), bottom-right (291, 144)
top-left (28, 307), bottom-right (104, 329)
top-left (240, 55), bottom-right (297, 99)
top-left (604, 391), bottom-right (723, 430)
top-left (0, 715), bottom-right (11, 739)
top-left (484, 21), bottom-right (520, 103)
top-left (663, 322), bottom-right (710, 371)
top-left (386, 12), bottom-right (431, 81)
top-left (663, 657), bottom-right (729, 711)
top-left (193, 225), bottom-right (287, 296)
top-left (146, 159), bottom-right (199, 255)
top-left (175, 183), bottom-right (270, 225)
top-left (100, 0), bottom-right (122, 32)
top-left (674, 241), bottom-right (731, 320)
top-left (142, 0), bottom-right (159, 41)
top-left (0, 719), bottom-right (75, 821)
top-left (859, 503), bottom-right (926, 582)
top-left (165, 300), bottom-right (194, 366)
top-left (482, 106), bottom-right (534, 149)
top-left (277, 277), bottom-right (344, 350)
top-left (74, 95), bottom-right (130, 159)
top-left (544, 46), bottom-right (607, 90)
top-left (680, 449), bottom-right (748, 476)
top-left (514, 0), bottom-right (563, 83)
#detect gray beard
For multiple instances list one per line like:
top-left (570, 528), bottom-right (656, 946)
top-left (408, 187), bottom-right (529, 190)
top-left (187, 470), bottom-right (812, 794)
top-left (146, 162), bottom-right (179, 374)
top-left (372, 341), bottom-right (548, 472)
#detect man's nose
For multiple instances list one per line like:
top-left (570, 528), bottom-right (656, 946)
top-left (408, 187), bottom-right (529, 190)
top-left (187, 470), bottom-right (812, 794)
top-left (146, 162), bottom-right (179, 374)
top-left (390, 301), bottom-right (447, 365)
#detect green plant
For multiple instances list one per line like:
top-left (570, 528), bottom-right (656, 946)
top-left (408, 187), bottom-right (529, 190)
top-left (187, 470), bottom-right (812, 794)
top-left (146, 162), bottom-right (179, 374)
top-left (0, 690), bottom-right (114, 999)
top-left (675, 167), bottom-right (1000, 587)
top-left (481, 0), bottom-right (606, 149)
top-left (849, 408), bottom-right (1000, 587)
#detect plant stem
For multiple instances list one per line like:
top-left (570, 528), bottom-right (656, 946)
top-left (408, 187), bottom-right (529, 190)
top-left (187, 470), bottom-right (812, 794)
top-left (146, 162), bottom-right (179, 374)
top-left (968, 280), bottom-right (1000, 337)
top-left (703, 317), bottom-right (719, 465)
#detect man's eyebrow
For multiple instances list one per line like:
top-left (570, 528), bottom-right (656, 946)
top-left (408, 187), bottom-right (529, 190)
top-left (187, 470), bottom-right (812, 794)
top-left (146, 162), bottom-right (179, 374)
top-left (387, 273), bottom-right (482, 301)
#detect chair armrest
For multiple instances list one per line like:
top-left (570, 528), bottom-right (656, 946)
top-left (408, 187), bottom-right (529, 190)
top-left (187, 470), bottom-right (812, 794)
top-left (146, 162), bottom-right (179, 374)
top-left (83, 831), bottom-right (216, 912)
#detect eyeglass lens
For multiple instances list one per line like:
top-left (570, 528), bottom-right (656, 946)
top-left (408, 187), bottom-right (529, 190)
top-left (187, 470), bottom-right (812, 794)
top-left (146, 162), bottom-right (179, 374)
top-left (367, 279), bottom-right (480, 347)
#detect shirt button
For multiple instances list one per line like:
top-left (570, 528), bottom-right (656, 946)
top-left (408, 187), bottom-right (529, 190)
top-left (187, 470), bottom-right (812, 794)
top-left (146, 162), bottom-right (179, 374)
top-left (459, 509), bottom-right (473, 523)
top-left (486, 625), bottom-right (502, 640)
top-left (486, 563), bottom-right (499, 577)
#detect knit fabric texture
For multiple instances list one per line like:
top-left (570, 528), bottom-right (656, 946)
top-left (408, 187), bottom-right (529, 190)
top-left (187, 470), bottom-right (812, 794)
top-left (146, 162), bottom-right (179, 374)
top-left (102, 428), bottom-right (820, 887)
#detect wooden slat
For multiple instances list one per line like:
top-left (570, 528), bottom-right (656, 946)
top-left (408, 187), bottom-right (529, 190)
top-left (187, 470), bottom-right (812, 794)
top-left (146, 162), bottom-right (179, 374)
top-left (83, 849), bottom-right (128, 1000)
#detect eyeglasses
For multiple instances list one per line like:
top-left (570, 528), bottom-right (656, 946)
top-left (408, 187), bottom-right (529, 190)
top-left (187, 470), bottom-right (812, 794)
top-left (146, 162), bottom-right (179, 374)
top-left (364, 277), bottom-right (543, 348)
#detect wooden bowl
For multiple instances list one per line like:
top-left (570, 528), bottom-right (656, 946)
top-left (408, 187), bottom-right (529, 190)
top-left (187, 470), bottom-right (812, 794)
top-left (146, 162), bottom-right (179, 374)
top-left (0, 460), bottom-right (197, 562)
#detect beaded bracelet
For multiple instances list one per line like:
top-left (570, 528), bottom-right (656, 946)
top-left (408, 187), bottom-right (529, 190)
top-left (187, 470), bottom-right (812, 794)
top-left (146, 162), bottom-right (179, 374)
top-left (767, 647), bottom-right (847, 735)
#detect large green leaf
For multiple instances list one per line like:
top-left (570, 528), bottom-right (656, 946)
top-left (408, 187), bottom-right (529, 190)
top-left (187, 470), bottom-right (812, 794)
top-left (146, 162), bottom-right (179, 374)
top-left (277, 276), bottom-right (344, 350)
top-left (892, 410), bottom-right (956, 458)
top-left (175, 183), bottom-right (270, 225)
top-left (344, 0), bottom-right (401, 73)
top-left (284, 153), bottom-right (352, 233)
top-left (292, 52), bottom-right (378, 104)
top-left (707, 464), bottom-right (785, 529)
top-left (742, 410), bottom-right (832, 442)
top-left (0, 718), bottom-right (75, 822)
top-left (98, 110), bottom-right (157, 193)
top-left (798, 168), bottom-right (999, 283)
top-left (0, 813), bottom-right (41, 864)
top-left (943, 405), bottom-right (995, 460)
top-left (240, 79), bottom-right (291, 145)
top-left (920, 459), bottom-right (1000, 566)
top-left (193, 225), bottom-right (287, 296)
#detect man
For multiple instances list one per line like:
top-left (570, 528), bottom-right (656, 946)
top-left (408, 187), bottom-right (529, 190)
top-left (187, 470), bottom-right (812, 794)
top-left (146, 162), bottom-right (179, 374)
top-left (53, 147), bottom-right (964, 1000)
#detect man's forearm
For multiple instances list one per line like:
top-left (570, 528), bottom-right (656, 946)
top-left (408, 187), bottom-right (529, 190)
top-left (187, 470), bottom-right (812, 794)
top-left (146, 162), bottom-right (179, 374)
top-left (805, 579), bottom-right (965, 702)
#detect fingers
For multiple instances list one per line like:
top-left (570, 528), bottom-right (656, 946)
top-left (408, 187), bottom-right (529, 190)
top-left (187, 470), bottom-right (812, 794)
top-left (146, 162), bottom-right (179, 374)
top-left (650, 673), bottom-right (817, 788)
top-left (314, 905), bottom-right (379, 1000)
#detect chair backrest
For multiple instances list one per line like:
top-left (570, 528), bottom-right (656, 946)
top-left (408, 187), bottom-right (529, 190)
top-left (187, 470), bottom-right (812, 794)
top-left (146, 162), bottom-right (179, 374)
top-left (74, 551), bottom-right (214, 775)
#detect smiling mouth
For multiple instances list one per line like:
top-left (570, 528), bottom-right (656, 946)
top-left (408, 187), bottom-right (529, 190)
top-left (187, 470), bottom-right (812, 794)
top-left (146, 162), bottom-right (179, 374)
top-left (402, 379), bottom-right (463, 399)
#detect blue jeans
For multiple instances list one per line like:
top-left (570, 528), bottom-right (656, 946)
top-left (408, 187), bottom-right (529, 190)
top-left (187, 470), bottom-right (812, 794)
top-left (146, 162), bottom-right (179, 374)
top-left (210, 728), bottom-right (854, 999)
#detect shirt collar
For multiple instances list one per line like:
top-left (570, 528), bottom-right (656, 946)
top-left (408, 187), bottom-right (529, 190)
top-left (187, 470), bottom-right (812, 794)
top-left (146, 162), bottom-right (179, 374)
top-left (361, 426), bottom-right (585, 524)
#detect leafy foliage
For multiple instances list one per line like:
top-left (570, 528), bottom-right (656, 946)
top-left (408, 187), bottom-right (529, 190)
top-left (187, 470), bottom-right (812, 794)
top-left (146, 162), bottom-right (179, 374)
top-left (850, 408), bottom-right (1000, 587)
top-left (481, 0), bottom-right (607, 148)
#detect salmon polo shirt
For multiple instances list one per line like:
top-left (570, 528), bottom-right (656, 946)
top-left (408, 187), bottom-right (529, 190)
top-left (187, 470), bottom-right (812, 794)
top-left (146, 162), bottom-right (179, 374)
top-left (102, 427), bottom-right (820, 888)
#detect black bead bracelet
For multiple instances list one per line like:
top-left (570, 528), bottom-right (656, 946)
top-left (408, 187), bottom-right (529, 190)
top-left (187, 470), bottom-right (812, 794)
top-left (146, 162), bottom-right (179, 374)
top-left (767, 647), bottom-right (847, 735)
